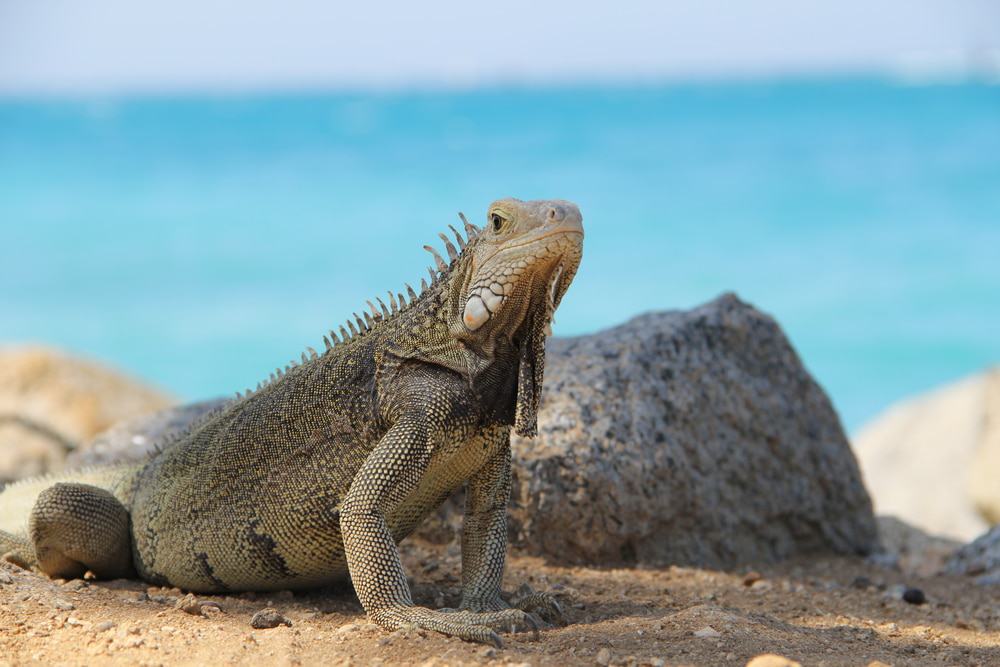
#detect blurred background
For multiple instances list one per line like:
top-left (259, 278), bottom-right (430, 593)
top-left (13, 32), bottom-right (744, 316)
top-left (1, 0), bottom-right (998, 433)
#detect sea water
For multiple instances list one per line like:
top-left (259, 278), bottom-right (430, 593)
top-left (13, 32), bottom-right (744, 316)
top-left (2, 78), bottom-right (998, 431)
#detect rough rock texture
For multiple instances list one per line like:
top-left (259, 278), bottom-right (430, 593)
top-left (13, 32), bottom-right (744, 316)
top-left (852, 368), bottom-right (1000, 541)
top-left (875, 515), bottom-right (961, 577)
top-left (490, 293), bottom-right (877, 567)
top-left (65, 398), bottom-right (229, 469)
top-left (947, 525), bottom-right (1000, 586)
top-left (0, 346), bottom-right (172, 483)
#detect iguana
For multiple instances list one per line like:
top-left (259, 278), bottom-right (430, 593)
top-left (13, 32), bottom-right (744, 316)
top-left (0, 198), bottom-right (584, 646)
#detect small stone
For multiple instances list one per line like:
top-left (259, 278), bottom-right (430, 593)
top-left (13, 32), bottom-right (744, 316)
top-left (66, 617), bottom-right (84, 627)
top-left (94, 621), bottom-right (115, 633)
top-left (0, 571), bottom-right (13, 585)
top-left (745, 654), bottom-right (802, 667)
top-left (750, 580), bottom-right (773, 592)
top-left (595, 647), bottom-right (612, 665)
top-left (742, 571), bottom-right (762, 586)
top-left (175, 593), bottom-right (205, 616)
top-left (902, 588), bottom-right (926, 605)
top-left (884, 584), bottom-right (906, 600)
top-left (334, 623), bottom-right (360, 638)
top-left (851, 576), bottom-right (872, 590)
top-left (479, 646), bottom-right (497, 659)
top-left (693, 626), bottom-right (722, 638)
top-left (250, 608), bottom-right (291, 629)
top-left (52, 599), bottom-right (75, 611)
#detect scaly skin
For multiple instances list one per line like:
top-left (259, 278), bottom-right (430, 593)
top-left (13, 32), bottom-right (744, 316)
top-left (0, 198), bottom-right (583, 646)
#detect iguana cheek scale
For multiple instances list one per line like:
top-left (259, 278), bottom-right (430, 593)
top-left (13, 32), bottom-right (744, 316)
top-left (0, 198), bottom-right (584, 647)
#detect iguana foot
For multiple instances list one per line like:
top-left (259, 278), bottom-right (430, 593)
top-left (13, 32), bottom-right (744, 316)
top-left (510, 583), bottom-right (565, 625)
top-left (370, 604), bottom-right (539, 647)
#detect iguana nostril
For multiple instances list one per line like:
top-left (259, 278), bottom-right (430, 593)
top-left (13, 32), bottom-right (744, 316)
top-left (547, 206), bottom-right (564, 222)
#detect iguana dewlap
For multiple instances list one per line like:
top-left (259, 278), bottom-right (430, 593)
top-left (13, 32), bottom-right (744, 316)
top-left (0, 198), bottom-right (584, 646)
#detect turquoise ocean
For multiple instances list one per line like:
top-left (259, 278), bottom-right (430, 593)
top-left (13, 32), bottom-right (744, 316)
top-left (1, 78), bottom-right (998, 431)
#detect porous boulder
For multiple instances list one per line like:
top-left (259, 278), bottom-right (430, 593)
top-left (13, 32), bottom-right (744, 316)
top-left (497, 293), bottom-right (877, 566)
top-left (946, 525), bottom-right (1000, 586)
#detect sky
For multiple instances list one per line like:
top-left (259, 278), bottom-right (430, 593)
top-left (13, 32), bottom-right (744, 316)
top-left (2, 1), bottom-right (999, 94)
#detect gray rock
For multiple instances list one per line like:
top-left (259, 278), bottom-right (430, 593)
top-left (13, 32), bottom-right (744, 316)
top-left (65, 398), bottom-right (231, 469)
top-left (452, 293), bottom-right (875, 567)
top-left (946, 525), bottom-right (1000, 584)
top-left (250, 608), bottom-right (291, 629)
top-left (874, 515), bottom-right (960, 576)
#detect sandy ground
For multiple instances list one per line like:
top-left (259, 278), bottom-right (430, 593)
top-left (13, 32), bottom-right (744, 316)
top-left (1, 540), bottom-right (998, 667)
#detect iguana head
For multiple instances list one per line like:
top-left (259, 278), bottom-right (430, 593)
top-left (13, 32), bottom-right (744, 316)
top-left (445, 198), bottom-right (584, 436)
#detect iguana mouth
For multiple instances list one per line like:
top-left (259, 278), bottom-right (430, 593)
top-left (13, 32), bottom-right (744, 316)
top-left (462, 227), bottom-right (580, 333)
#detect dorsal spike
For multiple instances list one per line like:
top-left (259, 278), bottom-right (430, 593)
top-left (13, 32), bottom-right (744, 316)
top-left (307, 346), bottom-right (318, 360)
top-left (406, 283), bottom-right (418, 300)
top-left (424, 245), bottom-right (448, 273)
top-left (427, 267), bottom-right (437, 283)
top-left (397, 292), bottom-right (406, 308)
top-left (448, 223), bottom-right (466, 249)
top-left (323, 335), bottom-right (332, 350)
top-left (376, 297), bottom-right (391, 318)
top-left (364, 311), bottom-right (374, 328)
top-left (388, 291), bottom-right (398, 313)
top-left (347, 320), bottom-right (359, 336)
top-left (421, 278), bottom-right (428, 291)
top-left (235, 391), bottom-right (242, 399)
top-left (301, 352), bottom-right (308, 364)
top-left (246, 386), bottom-right (254, 395)
top-left (329, 329), bottom-right (341, 344)
top-left (269, 372), bottom-right (276, 382)
top-left (353, 313), bottom-right (366, 332)
top-left (459, 211), bottom-right (479, 237)
top-left (366, 300), bottom-right (381, 320)
top-left (256, 381), bottom-right (263, 391)
top-left (438, 232), bottom-right (458, 261)
top-left (339, 325), bottom-right (350, 341)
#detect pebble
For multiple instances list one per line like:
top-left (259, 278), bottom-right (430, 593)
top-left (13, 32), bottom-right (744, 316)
top-left (742, 571), bottom-right (763, 586)
top-left (902, 588), bottom-right (926, 605)
top-left (478, 646), bottom-right (497, 659)
top-left (94, 621), bottom-right (115, 633)
top-left (333, 623), bottom-right (361, 638)
top-left (850, 576), bottom-right (872, 590)
top-left (745, 654), bottom-right (802, 667)
top-left (250, 608), bottom-right (292, 629)
top-left (693, 626), bottom-right (722, 638)
top-left (595, 647), bottom-right (612, 665)
top-left (52, 599), bottom-right (75, 611)
top-left (175, 594), bottom-right (205, 616)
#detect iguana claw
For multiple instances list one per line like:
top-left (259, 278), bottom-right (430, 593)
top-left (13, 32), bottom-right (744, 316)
top-left (371, 604), bottom-right (538, 646)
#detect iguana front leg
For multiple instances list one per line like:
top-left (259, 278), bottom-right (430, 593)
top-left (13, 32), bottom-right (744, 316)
top-left (340, 415), bottom-right (537, 646)
top-left (458, 431), bottom-right (563, 625)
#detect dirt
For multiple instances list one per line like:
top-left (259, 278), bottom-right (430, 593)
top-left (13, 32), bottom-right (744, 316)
top-left (1, 540), bottom-right (998, 667)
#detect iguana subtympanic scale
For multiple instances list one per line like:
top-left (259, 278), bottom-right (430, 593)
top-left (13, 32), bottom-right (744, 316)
top-left (0, 198), bottom-right (584, 646)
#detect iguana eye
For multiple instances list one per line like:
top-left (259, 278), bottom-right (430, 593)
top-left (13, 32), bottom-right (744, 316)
top-left (491, 213), bottom-right (503, 231)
